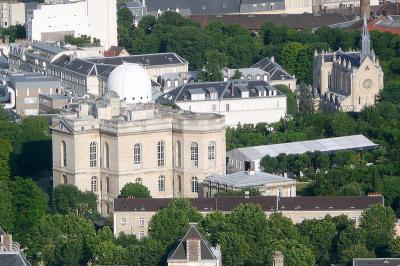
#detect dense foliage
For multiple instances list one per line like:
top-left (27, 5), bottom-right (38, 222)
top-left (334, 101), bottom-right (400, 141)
top-left (119, 182), bottom-right (151, 198)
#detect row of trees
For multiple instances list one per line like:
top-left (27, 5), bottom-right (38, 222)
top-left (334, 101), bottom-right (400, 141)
top-left (25, 197), bottom-right (399, 266)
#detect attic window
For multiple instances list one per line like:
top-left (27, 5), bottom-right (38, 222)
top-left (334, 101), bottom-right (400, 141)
top-left (123, 204), bottom-right (128, 210)
top-left (59, 123), bottom-right (64, 130)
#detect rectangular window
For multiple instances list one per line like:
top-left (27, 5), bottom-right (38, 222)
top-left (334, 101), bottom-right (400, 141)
top-left (139, 218), bottom-right (144, 227)
top-left (139, 231), bottom-right (145, 239)
top-left (212, 104), bottom-right (217, 112)
top-left (121, 218), bottom-right (127, 225)
top-left (226, 104), bottom-right (230, 112)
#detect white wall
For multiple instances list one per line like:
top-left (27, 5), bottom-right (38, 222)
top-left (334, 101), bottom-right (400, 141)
top-left (176, 96), bottom-right (287, 127)
top-left (29, 0), bottom-right (117, 49)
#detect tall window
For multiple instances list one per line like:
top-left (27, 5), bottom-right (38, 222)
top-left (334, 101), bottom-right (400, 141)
top-left (191, 177), bottom-right (198, 193)
top-left (105, 176), bottom-right (110, 193)
top-left (178, 175), bottom-right (182, 194)
top-left (135, 177), bottom-right (142, 184)
top-left (91, 176), bottom-right (97, 192)
top-left (104, 143), bottom-right (109, 169)
top-left (157, 141), bottom-right (165, 166)
top-left (89, 142), bottom-right (97, 167)
top-left (158, 176), bottom-right (165, 191)
top-left (63, 174), bottom-right (67, 185)
top-left (61, 141), bottom-right (67, 167)
top-left (176, 141), bottom-right (182, 167)
top-left (134, 143), bottom-right (142, 168)
top-left (208, 141), bottom-right (216, 160)
top-left (190, 142), bottom-right (199, 167)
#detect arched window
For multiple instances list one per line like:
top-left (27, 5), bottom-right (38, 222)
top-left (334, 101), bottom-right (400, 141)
top-left (191, 177), bottom-right (198, 193)
top-left (157, 141), bottom-right (165, 166)
top-left (134, 143), bottom-right (142, 167)
top-left (91, 176), bottom-right (97, 192)
top-left (359, 96), bottom-right (361, 105)
top-left (104, 143), bottom-right (109, 169)
top-left (190, 142), bottom-right (199, 167)
top-left (158, 176), bottom-right (165, 192)
top-left (63, 174), bottom-right (67, 185)
top-left (176, 141), bottom-right (182, 167)
top-left (135, 177), bottom-right (142, 184)
top-left (105, 176), bottom-right (110, 193)
top-left (61, 141), bottom-right (67, 167)
top-left (208, 141), bottom-right (216, 160)
top-left (89, 142), bottom-right (97, 167)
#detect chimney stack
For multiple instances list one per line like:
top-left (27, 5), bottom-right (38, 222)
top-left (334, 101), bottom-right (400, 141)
top-left (273, 251), bottom-right (284, 266)
top-left (1, 234), bottom-right (13, 251)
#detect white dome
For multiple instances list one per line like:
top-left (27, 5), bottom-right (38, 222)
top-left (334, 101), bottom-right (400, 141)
top-left (107, 63), bottom-right (152, 104)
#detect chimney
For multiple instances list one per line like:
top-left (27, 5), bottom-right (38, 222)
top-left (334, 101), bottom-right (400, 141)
top-left (270, 56), bottom-right (275, 62)
top-left (1, 234), bottom-right (13, 251)
top-left (186, 225), bottom-right (201, 262)
top-left (273, 251), bottom-right (284, 266)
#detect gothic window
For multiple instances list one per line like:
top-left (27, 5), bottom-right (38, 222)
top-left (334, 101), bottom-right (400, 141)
top-left (176, 141), bottom-right (182, 167)
top-left (105, 176), bottom-right (110, 193)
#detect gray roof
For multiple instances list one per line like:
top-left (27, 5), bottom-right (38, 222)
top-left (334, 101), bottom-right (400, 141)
top-left (9, 73), bottom-right (61, 89)
top-left (51, 53), bottom-right (188, 77)
top-left (0, 254), bottom-right (31, 266)
top-left (146, 0), bottom-right (241, 15)
top-left (31, 42), bottom-right (65, 54)
top-left (159, 80), bottom-right (283, 102)
top-left (206, 171), bottom-right (295, 188)
top-left (228, 135), bottom-right (379, 161)
top-left (251, 57), bottom-right (295, 81)
top-left (114, 195), bottom-right (384, 212)
top-left (323, 50), bottom-right (365, 68)
top-left (353, 258), bottom-right (400, 266)
top-left (168, 224), bottom-right (217, 262)
top-left (222, 67), bottom-right (268, 78)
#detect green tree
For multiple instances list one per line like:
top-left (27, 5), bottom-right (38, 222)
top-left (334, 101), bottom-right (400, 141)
top-left (360, 204), bottom-right (396, 254)
top-left (148, 198), bottom-right (203, 248)
top-left (280, 42), bottom-right (304, 74)
top-left (381, 176), bottom-right (400, 208)
top-left (269, 212), bottom-right (300, 241)
top-left (52, 184), bottom-right (97, 215)
top-left (298, 218), bottom-right (337, 265)
top-left (96, 240), bottom-right (128, 265)
top-left (0, 139), bottom-right (12, 181)
top-left (272, 239), bottom-right (315, 266)
top-left (120, 182), bottom-right (151, 198)
top-left (231, 69), bottom-right (242, 80)
top-left (138, 15), bottom-right (156, 33)
top-left (340, 244), bottom-right (375, 266)
top-left (117, 7), bottom-right (133, 29)
top-left (219, 232), bottom-right (250, 266)
top-left (10, 177), bottom-right (48, 244)
top-left (0, 181), bottom-right (14, 232)
top-left (275, 85), bottom-right (298, 115)
top-left (298, 83), bottom-right (315, 115)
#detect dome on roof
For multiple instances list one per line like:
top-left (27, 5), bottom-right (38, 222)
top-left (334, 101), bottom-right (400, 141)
top-left (107, 63), bottom-right (152, 104)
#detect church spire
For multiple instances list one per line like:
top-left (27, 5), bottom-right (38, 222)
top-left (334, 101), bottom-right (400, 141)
top-left (360, 14), bottom-right (371, 62)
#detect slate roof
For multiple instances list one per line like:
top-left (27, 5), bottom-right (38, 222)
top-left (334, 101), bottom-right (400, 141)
top-left (51, 53), bottom-right (188, 77)
top-left (0, 254), bottom-right (31, 266)
top-left (353, 258), bottom-right (400, 266)
top-left (31, 42), bottom-right (65, 54)
top-left (323, 51), bottom-right (362, 67)
top-left (114, 195), bottom-right (383, 212)
top-left (251, 57), bottom-right (295, 81)
top-left (190, 13), bottom-right (356, 30)
top-left (168, 224), bottom-right (217, 262)
top-left (227, 134), bottom-right (378, 161)
top-left (159, 80), bottom-right (283, 102)
top-left (146, 0), bottom-right (241, 15)
top-left (9, 73), bottom-right (61, 89)
top-left (206, 171), bottom-right (295, 188)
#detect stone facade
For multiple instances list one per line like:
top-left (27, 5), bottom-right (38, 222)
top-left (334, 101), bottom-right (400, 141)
top-left (51, 97), bottom-right (226, 215)
top-left (313, 17), bottom-right (384, 112)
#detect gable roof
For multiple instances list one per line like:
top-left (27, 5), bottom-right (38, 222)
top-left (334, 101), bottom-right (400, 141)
top-left (251, 57), bottom-right (295, 81)
top-left (168, 224), bottom-right (217, 261)
top-left (104, 46), bottom-right (128, 57)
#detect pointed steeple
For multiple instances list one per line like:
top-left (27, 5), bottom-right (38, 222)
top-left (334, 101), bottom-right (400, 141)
top-left (360, 14), bottom-right (371, 63)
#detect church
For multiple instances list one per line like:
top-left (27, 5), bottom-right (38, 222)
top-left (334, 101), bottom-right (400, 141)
top-left (50, 63), bottom-right (226, 215)
top-left (313, 17), bottom-right (384, 112)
